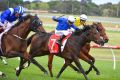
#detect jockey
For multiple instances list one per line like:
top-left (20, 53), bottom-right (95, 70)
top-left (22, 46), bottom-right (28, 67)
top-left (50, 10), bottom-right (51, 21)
top-left (0, 6), bottom-right (25, 33)
top-left (74, 14), bottom-right (87, 28)
top-left (52, 15), bottom-right (80, 45)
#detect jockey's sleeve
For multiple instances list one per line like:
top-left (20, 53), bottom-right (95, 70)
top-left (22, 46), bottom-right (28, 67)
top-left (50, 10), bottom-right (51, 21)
top-left (0, 9), bottom-right (11, 24)
top-left (71, 25), bottom-right (80, 31)
top-left (52, 16), bottom-right (63, 22)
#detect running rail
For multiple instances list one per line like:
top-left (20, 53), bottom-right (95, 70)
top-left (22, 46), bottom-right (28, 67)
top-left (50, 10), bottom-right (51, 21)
top-left (91, 44), bottom-right (120, 49)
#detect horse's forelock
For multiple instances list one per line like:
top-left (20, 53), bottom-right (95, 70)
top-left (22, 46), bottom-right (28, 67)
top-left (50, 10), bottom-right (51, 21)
top-left (82, 25), bottom-right (91, 32)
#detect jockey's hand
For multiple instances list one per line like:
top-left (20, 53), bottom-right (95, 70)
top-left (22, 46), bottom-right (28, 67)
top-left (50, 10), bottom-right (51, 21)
top-left (3, 21), bottom-right (8, 29)
top-left (3, 25), bottom-right (6, 30)
top-left (0, 27), bottom-right (4, 33)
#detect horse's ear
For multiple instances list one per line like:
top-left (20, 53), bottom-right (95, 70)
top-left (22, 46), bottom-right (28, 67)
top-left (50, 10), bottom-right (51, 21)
top-left (35, 14), bottom-right (38, 17)
top-left (35, 14), bottom-right (39, 19)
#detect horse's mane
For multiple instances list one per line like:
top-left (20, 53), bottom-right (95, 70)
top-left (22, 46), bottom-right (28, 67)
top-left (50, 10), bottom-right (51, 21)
top-left (35, 31), bottom-right (51, 37)
top-left (12, 14), bottom-right (32, 28)
top-left (73, 25), bottom-right (91, 35)
top-left (82, 25), bottom-right (92, 32)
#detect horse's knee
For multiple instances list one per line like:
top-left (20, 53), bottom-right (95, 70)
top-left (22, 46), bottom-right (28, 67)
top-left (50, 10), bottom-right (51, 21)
top-left (91, 58), bottom-right (95, 63)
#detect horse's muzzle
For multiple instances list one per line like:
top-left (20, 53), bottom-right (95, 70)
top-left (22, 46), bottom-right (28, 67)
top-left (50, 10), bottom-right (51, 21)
top-left (104, 39), bottom-right (109, 43)
top-left (95, 39), bottom-right (105, 46)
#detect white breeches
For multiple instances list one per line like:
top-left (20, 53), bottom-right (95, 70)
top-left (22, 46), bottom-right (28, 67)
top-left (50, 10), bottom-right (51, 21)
top-left (0, 21), bottom-right (14, 33)
top-left (55, 29), bottom-right (72, 36)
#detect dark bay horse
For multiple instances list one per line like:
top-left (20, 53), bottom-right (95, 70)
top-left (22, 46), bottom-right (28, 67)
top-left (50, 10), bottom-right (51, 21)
top-left (47, 22), bottom-right (109, 77)
top-left (0, 14), bottom-right (46, 77)
top-left (18, 25), bottom-right (104, 80)
top-left (18, 22), bottom-right (109, 77)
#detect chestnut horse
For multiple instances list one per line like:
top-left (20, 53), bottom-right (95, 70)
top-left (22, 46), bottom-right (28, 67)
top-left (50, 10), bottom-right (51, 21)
top-left (17, 25), bottom-right (104, 80)
top-left (0, 14), bottom-right (46, 77)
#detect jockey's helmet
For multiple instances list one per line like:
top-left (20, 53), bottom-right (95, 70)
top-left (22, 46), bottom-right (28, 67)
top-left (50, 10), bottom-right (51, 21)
top-left (14, 6), bottom-right (25, 15)
top-left (68, 16), bottom-right (75, 23)
top-left (80, 14), bottom-right (87, 21)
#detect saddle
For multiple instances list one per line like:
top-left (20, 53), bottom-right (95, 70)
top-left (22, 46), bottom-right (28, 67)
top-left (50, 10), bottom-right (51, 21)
top-left (48, 34), bottom-right (71, 54)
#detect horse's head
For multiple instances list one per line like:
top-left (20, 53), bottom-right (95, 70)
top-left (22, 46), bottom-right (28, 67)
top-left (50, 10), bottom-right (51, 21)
top-left (93, 22), bottom-right (109, 43)
top-left (82, 25), bottom-right (105, 46)
top-left (29, 14), bottom-right (44, 32)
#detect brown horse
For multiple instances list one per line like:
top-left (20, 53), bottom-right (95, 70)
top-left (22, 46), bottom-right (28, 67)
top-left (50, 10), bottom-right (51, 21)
top-left (47, 22), bottom-right (109, 76)
top-left (17, 22), bottom-right (108, 77)
top-left (0, 14), bottom-right (46, 77)
top-left (18, 25), bottom-right (104, 80)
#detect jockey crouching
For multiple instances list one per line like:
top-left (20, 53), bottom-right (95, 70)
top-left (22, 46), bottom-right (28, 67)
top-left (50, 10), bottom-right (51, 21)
top-left (74, 14), bottom-right (88, 28)
top-left (52, 15), bottom-right (80, 46)
top-left (0, 6), bottom-right (25, 33)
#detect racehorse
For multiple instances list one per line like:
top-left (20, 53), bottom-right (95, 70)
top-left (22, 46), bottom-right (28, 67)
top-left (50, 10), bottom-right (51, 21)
top-left (0, 14), bottom-right (46, 77)
top-left (17, 22), bottom-right (108, 77)
top-left (17, 24), bottom-right (104, 80)
top-left (47, 22), bottom-right (109, 76)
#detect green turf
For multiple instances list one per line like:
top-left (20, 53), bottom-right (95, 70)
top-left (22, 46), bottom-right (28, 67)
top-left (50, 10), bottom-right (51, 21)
top-left (0, 26), bottom-right (120, 80)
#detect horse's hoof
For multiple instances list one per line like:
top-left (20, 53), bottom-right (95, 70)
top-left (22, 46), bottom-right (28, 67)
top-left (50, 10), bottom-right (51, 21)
top-left (2, 60), bottom-right (7, 65)
top-left (44, 71), bottom-right (48, 75)
top-left (2, 73), bottom-right (6, 78)
top-left (4, 63), bottom-right (8, 65)
top-left (96, 72), bottom-right (100, 75)
top-left (4, 62), bottom-right (7, 65)
top-left (16, 70), bottom-right (20, 76)
top-left (85, 71), bottom-right (89, 75)
top-left (0, 72), bottom-right (6, 78)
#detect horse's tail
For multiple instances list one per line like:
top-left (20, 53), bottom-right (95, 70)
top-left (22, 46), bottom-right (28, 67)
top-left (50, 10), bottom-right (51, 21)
top-left (27, 34), bottom-right (36, 46)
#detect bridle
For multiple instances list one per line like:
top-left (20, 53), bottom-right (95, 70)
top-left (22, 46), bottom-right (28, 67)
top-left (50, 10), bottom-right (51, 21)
top-left (29, 15), bottom-right (42, 32)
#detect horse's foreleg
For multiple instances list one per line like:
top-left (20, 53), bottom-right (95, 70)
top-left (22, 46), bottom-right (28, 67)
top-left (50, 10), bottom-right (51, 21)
top-left (84, 53), bottom-right (97, 75)
top-left (56, 59), bottom-right (72, 79)
top-left (48, 54), bottom-right (54, 77)
top-left (80, 52), bottom-right (93, 75)
top-left (73, 56), bottom-right (88, 80)
top-left (0, 71), bottom-right (6, 78)
top-left (16, 57), bottom-right (24, 76)
top-left (69, 64), bottom-right (80, 73)
top-left (80, 53), bottom-right (100, 75)
top-left (30, 58), bottom-right (48, 75)
top-left (16, 58), bottom-right (29, 76)
top-left (85, 60), bottom-right (100, 75)
top-left (86, 53), bottom-right (95, 64)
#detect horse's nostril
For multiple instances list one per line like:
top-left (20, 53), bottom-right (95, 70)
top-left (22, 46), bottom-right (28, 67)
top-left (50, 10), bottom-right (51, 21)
top-left (104, 39), bottom-right (109, 43)
top-left (98, 39), bottom-right (105, 46)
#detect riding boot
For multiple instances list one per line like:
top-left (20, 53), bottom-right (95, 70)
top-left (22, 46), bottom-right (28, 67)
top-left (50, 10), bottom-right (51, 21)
top-left (57, 35), bottom-right (66, 46)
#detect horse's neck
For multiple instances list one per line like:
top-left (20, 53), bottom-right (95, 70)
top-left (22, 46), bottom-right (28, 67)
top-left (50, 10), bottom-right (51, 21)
top-left (78, 34), bottom-right (90, 48)
top-left (8, 19), bottom-right (30, 39)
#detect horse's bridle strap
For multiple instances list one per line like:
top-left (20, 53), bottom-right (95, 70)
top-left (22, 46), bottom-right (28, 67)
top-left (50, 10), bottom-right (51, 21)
top-left (12, 34), bottom-right (26, 40)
